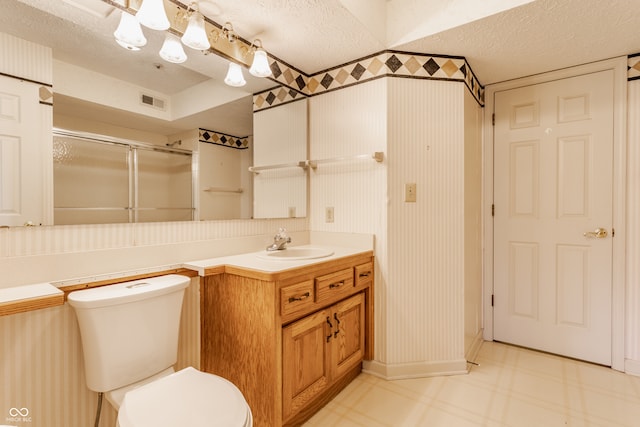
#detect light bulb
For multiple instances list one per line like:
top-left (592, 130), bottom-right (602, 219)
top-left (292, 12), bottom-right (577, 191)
top-left (181, 11), bottom-right (210, 50)
top-left (159, 33), bottom-right (187, 63)
top-left (114, 11), bottom-right (147, 49)
top-left (136, 0), bottom-right (170, 31)
top-left (249, 49), bottom-right (272, 77)
top-left (224, 62), bottom-right (246, 87)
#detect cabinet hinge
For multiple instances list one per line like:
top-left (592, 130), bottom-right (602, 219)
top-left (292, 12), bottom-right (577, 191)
top-left (492, 113), bottom-right (495, 126)
top-left (491, 294), bottom-right (494, 307)
top-left (491, 204), bottom-right (495, 217)
top-left (612, 228), bottom-right (615, 237)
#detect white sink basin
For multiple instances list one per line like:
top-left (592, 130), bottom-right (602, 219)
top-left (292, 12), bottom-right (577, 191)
top-left (257, 247), bottom-right (334, 261)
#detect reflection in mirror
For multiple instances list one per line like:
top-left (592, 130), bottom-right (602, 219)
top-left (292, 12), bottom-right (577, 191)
top-left (0, 0), bottom-right (308, 226)
top-left (198, 131), bottom-right (253, 220)
top-left (253, 99), bottom-right (308, 219)
top-left (53, 130), bottom-right (194, 225)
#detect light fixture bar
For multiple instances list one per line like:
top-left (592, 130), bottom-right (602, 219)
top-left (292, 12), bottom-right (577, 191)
top-left (103, 0), bottom-right (280, 88)
top-left (106, 0), bottom-right (264, 68)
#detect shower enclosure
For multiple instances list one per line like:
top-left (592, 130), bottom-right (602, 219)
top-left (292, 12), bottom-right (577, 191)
top-left (53, 130), bottom-right (194, 225)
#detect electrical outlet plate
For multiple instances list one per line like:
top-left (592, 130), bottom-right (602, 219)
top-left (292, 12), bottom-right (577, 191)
top-left (325, 207), bottom-right (334, 223)
top-left (405, 183), bottom-right (417, 202)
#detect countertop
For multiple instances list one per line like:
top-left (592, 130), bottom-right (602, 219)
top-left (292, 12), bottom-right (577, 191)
top-left (2, 237), bottom-right (374, 315)
top-left (183, 245), bottom-right (373, 277)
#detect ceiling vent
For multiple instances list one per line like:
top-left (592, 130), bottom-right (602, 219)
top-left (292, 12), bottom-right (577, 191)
top-left (140, 94), bottom-right (166, 110)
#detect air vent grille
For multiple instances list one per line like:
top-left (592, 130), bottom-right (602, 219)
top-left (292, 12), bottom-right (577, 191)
top-left (140, 94), bottom-right (166, 110)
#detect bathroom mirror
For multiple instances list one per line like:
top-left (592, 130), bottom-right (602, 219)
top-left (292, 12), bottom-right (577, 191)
top-left (0, 0), bottom-right (307, 225)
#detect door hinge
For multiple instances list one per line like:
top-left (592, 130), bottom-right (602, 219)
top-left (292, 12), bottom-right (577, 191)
top-left (491, 204), bottom-right (495, 217)
top-left (492, 113), bottom-right (495, 126)
top-left (491, 294), bottom-right (494, 307)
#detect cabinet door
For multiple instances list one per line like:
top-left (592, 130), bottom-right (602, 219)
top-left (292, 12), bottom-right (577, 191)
top-left (282, 309), bottom-right (332, 420)
top-left (332, 293), bottom-right (365, 379)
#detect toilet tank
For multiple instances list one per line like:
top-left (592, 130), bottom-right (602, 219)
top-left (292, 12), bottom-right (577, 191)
top-left (68, 274), bottom-right (190, 393)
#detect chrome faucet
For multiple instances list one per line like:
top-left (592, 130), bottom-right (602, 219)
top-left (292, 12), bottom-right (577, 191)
top-left (266, 227), bottom-right (291, 251)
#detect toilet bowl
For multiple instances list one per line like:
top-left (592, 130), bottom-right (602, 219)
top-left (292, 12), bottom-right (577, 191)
top-left (67, 275), bottom-right (252, 427)
top-left (117, 367), bottom-right (252, 427)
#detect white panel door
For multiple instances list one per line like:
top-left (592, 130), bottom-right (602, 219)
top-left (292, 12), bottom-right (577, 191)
top-left (0, 75), bottom-right (42, 226)
top-left (493, 70), bottom-right (614, 365)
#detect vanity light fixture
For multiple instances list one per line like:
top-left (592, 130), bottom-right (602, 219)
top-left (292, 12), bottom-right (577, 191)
top-left (224, 62), bottom-right (246, 87)
top-left (221, 22), bottom-right (237, 43)
top-left (249, 39), bottom-right (272, 77)
top-left (181, 4), bottom-right (210, 50)
top-left (159, 33), bottom-right (187, 63)
top-left (136, 0), bottom-right (170, 31)
top-left (112, 4), bottom-right (273, 86)
top-left (114, 10), bottom-right (147, 50)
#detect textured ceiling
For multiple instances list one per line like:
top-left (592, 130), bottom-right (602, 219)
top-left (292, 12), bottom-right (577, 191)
top-left (3, 0), bottom-right (640, 136)
top-left (396, 0), bottom-right (640, 85)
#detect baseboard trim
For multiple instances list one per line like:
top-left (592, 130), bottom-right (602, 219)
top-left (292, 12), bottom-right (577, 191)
top-left (625, 359), bottom-right (640, 377)
top-left (362, 358), bottom-right (468, 380)
top-left (465, 330), bottom-right (484, 364)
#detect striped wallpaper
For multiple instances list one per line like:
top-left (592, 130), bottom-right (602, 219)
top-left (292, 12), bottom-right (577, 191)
top-left (386, 78), bottom-right (467, 366)
top-left (308, 76), bottom-right (482, 377)
top-left (626, 81), bottom-right (640, 370)
top-left (0, 32), bottom-right (52, 86)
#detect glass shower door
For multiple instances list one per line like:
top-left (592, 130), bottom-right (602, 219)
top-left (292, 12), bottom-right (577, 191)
top-left (135, 148), bottom-right (193, 223)
top-left (53, 135), bottom-right (130, 224)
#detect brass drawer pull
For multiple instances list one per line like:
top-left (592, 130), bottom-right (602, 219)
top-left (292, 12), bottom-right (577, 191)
top-left (288, 292), bottom-right (310, 303)
top-left (329, 281), bottom-right (345, 289)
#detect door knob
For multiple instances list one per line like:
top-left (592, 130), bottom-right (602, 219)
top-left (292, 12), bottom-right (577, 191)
top-left (583, 228), bottom-right (608, 239)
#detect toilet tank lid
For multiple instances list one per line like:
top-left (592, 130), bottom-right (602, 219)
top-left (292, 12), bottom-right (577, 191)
top-left (68, 274), bottom-right (190, 309)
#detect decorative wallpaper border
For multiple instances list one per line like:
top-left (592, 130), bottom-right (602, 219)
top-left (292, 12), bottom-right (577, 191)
top-left (199, 128), bottom-right (249, 149)
top-left (628, 53), bottom-right (640, 80)
top-left (39, 85), bottom-right (53, 106)
top-left (253, 85), bottom-right (307, 111)
top-left (256, 50), bottom-right (485, 112)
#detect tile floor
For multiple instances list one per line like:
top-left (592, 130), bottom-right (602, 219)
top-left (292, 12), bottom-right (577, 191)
top-left (303, 341), bottom-right (640, 426)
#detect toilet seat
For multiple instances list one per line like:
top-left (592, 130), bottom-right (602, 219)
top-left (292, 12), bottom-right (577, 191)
top-left (118, 367), bottom-right (252, 427)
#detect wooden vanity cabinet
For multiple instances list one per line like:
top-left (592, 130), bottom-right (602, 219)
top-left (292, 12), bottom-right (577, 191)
top-left (282, 292), bottom-right (365, 420)
top-left (200, 252), bottom-right (374, 427)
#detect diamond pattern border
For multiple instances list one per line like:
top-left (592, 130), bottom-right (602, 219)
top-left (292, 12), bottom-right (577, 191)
top-left (253, 85), bottom-right (306, 111)
top-left (628, 54), bottom-right (640, 80)
top-left (39, 86), bottom-right (53, 103)
top-left (199, 128), bottom-right (249, 150)
top-left (256, 50), bottom-right (485, 111)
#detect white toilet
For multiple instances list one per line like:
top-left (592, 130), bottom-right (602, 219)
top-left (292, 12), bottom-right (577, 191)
top-left (68, 274), bottom-right (252, 427)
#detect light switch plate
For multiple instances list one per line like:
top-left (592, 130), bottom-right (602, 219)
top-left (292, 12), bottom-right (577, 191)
top-left (405, 183), bottom-right (417, 202)
top-left (325, 207), bottom-right (335, 223)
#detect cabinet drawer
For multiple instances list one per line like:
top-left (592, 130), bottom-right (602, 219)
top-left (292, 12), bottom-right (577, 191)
top-left (281, 280), bottom-right (315, 317)
top-left (315, 268), bottom-right (353, 303)
top-left (354, 262), bottom-right (373, 287)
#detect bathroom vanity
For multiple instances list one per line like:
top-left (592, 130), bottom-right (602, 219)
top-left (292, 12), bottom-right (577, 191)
top-left (193, 247), bottom-right (374, 426)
